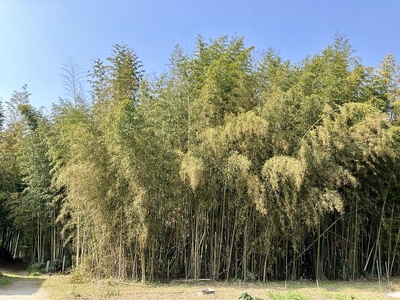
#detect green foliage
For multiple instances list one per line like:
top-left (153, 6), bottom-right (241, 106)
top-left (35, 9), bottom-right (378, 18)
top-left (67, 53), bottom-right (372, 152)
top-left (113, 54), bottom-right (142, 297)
top-left (321, 292), bottom-right (357, 300)
top-left (0, 275), bottom-right (11, 286)
top-left (50, 259), bottom-right (63, 272)
top-left (2, 34), bottom-right (400, 284)
top-left (267, 291), bottom-right (310, 300)
top-left (28, 262), bottom-right (46, 275)
top-left (0, 99), bottom-right (4, 130)
top-left (239, 292), bottom-right (264, 300)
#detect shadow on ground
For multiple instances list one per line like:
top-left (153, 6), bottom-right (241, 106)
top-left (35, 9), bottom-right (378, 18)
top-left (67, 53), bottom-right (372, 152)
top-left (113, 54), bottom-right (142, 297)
top-left (0, 261), bottom-right (46, 297)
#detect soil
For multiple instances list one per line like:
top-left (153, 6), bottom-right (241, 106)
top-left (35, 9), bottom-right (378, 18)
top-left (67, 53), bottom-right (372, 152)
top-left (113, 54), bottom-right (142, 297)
top-left (0, 261), bottom-right (398, 299)
top-left (0, 262), bottom-right (48, 299)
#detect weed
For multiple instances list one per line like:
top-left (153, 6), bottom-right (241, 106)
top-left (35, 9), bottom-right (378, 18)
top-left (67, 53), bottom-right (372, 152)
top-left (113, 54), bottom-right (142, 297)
top-left (69, 269), bottom-right (88, 284)
top-left (286, 292), bottom-right (309, 300)
top-left (267, 291), bottom-right (284, 300)
top-left (333, 293), bottom-right (349, 300)
top-left (239, 292), bottom-right (264, 300)
top-left (266, 291), bottom-right (310, 300)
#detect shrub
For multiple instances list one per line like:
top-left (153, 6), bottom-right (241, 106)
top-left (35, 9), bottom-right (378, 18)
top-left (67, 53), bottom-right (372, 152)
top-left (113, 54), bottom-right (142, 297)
top-left (27, 262), bottom-right (46, 275)
top-left (50, 259), bottom-right (63, 272)
top-left (239, 292), bottom-right (264, 300)
top-left (69, 269), bottom-right (88, 284)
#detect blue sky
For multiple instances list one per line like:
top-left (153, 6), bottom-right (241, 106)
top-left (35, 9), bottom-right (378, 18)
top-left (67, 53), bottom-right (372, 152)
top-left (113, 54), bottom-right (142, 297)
top-left (1, 0), bottom-right (399, 110)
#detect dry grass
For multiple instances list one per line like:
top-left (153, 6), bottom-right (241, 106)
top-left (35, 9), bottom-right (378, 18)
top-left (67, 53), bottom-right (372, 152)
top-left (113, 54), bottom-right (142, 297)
top-left (40, 275), bottom-right (400, 300)
top-left (1, 263), bottom-right (399, 300)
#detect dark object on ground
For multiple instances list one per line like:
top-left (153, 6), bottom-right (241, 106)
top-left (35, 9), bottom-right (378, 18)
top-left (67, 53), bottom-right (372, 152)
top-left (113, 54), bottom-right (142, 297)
top-left (196, 288), bottom-right (216, 295)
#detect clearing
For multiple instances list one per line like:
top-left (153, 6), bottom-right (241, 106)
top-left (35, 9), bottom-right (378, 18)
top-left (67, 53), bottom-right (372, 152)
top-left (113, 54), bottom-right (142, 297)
top-left (1, 263), bottom-right (400, 299)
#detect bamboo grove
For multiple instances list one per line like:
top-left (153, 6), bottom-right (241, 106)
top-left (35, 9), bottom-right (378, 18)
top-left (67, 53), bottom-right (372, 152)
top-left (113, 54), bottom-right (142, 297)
top-left (1, 35), bottom-right (400, 282)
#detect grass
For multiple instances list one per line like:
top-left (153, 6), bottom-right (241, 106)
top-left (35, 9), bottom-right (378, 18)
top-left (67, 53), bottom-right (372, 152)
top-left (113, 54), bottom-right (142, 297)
top-left (40, 276), bottom-right (400, 300)
top-left (0, 270), bottom-right (29, 287)
top-left (0, 274), bottom-right (12, 286)
top-left (1, 264), bottom-right (399, 300)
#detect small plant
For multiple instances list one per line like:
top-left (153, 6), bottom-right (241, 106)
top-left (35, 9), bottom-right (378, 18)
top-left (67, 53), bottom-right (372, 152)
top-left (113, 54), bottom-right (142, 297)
top-left (267, 291), bottom-right (285, 300)
top-left (333, 293), bottom-right (346, 300)
top-left (286, 292), bottom-right (309, 300)
top-left (27, 262), bottom-right (46, 275)
top-left (266, 291), bottom-right (310, 300)
top-left (239, 292), bottom-right (264, 300)
top-left (69, 269), bottom-right (87, 284)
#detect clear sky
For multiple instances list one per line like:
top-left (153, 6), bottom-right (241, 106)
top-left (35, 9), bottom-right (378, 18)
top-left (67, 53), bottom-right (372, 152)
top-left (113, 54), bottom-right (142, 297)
top-left (1, 0), bottom-right (399, 109)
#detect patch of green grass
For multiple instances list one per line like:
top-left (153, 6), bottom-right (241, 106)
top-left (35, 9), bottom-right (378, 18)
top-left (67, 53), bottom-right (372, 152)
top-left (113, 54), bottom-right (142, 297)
top-left (286, 292), bottom-right (310, 300)
top-left (266, 291), bottom-right (311, 300)
top-left (266, 291), bottom-right (284, 300)
top-left (240, 292), bottom-right (264, 300)
top-left (0, 275), bottom-right (12, 286)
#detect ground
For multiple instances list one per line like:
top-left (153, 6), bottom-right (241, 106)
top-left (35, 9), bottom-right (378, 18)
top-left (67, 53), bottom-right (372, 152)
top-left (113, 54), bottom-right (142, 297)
top-left (1, 262), bottom-right (400, 299)
top-left (0, 263), bottom-right (47, 299)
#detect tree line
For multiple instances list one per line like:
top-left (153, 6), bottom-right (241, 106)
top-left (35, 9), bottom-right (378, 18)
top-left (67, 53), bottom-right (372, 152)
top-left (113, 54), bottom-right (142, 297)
top-left (1, 35), bottom-right (400, 282)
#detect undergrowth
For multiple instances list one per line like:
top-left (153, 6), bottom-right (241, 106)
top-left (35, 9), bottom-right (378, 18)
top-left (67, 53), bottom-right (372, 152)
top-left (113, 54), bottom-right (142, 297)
top-left (27, 262), bottom-right (46, 276)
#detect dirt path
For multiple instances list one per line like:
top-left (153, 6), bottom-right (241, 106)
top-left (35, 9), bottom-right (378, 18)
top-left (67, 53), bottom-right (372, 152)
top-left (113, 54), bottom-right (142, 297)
top-left (0, 277), bottom-right (48, 299)
top-left (0, 263), bottom-right (48, 299)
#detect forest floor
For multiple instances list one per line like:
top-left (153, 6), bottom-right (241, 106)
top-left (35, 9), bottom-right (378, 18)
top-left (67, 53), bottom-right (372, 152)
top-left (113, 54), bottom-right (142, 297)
top-left (1, 263), bottom-right (400, 299)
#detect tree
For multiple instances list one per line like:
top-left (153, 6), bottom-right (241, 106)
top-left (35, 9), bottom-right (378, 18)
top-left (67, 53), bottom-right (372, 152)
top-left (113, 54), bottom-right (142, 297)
top-left (60, 57), bottom-right (86, 105)
top-left (14, 104), bottom-right (56, 262)
top-left (0, 98), bottom-right (4, 130)
top-left (3, 35), bottom-right (399, 283)
top-left (0, 86), bottom-right (31, 257)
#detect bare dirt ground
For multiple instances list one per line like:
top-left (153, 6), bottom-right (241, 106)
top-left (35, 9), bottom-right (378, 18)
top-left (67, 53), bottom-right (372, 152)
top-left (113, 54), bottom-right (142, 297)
top-left (1, 262), bottom-right (399, 300)
top-left (0, 263), bottom-right (48, 299)
top-left (388, 292), bottom-right (400, 298)
top-left (42, 275), bottom-right (399, 300)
